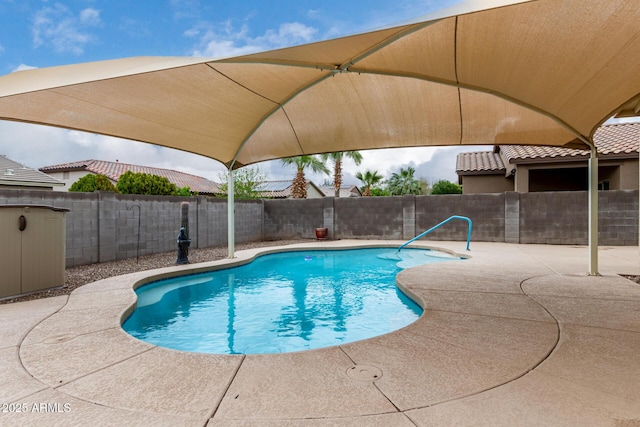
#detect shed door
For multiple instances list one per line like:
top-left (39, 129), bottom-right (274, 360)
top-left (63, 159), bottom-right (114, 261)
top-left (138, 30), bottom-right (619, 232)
top-left (21, 210), bottom-right (66, 293)
top-left (0, 208), bottom-right (23, 298)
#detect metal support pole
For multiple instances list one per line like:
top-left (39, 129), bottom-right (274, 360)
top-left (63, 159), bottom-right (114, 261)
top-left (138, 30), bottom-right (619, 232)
top-left (588, 144), bottom-right (599, 276)
top-left (227, 167), bottom-right (235, 259)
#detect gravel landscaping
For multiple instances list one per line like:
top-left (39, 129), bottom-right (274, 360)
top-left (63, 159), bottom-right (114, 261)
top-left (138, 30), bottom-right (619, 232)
top-left (0, 239), bottom-right (309, 305)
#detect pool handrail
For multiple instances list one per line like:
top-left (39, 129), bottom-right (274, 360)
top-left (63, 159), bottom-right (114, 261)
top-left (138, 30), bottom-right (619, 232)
top-left (398, 215), bottom-right (472, 252)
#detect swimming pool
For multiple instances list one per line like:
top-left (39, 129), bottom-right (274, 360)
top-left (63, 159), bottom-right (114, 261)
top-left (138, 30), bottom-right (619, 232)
top-left (123, 247), bottom-right (460, 354)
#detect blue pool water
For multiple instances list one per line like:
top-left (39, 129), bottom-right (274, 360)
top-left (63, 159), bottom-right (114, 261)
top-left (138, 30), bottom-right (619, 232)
top-left (123, 247), bottom-right (459, 354)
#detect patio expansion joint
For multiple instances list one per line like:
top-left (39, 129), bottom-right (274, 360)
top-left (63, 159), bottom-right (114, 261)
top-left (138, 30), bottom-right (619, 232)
top-left (423, 307), bottom-right (558, 325)
top-left (208, 354), bottom-right (246, 421)
top-left (20, 325), bottom-right (128, 350)
top-left (411, 287), bottom-right (529, 296)
top-left (397, 275), bottom-right (564, 414)
top-left (13, 295), bottom-right (69, 346)
top-left (521, 293), bottom-right (640, 303)
top-left (513, 247), bottom-right (566, 276)
top-left (39, 344), bottom-right (156, 391)
top-left (15, 297), bottom-right (71, 376)
top-left (554, 322), bottom-right (640, 336)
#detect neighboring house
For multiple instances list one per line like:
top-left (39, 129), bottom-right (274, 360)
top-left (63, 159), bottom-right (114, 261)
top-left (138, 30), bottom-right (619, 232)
top-left (39, 159), bottom-right (220, 195)
top-left (0, 155), bottom-right (64, 191)
top-left (456, 122), bottom-right (640, 194)
top-left (319, 185), bottom-right (362, 198)
top-left (253, 180), bottom-right (325, 199)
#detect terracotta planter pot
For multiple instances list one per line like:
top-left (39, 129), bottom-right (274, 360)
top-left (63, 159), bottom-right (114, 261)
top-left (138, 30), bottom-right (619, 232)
top-left (315, 227), bottom-right (328, 240)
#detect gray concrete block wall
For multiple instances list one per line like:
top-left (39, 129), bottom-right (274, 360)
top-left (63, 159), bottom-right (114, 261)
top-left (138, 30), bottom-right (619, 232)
top-left (335, 196), bottom-right (403, 240)
top-left (323, 197), bottom-right (335, 239)
top-left (416, 194), bottom-right (505, 242)
top-left (68, 196), bottom-right (99, 266)
top-left (113, 195), bottom-right (198, 261)
top-left (98, 192), bottom-right (116, 262)
top-left (235, 200), bottom-right (264, 243)
top-left (402, 195), bottom-right (416, 240)
top-left (504, 192), bottom-right (520, 244)
top-left (1, 188), bottom-right (638, 268)
top-left (598, 190), bottom-right (638, 246)
top-left (263, 199), bottom-right (324, 240)
top-left (202, 197), bottom-right (228, 247)
top-left (195, 196), bottom-right (212, 248)
top-left (516, 190), bottom-right (639, 245)
top-left (519, 191), bottom-right (588, 244)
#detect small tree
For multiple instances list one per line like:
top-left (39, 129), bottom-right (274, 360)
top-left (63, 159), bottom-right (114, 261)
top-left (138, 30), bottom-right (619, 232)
top-left (69, 173), bottom-right (118, 192)
top-left (419, 178), bottom-right (431, 195)
top-left (355, 169), bottom-right (384, 196)
top-left (281, 155), bottom-right (330, 198)
top-left (321, 151), bottom-right (363, 197)
top-left (386, 167), bottom-right (423, 195)
top-left (116, 171), bottom-right (178, 195)
top-left (175, 186), bottom-right (193, 197)
top-left (369, 187), bottom-right (392, 196)
top-left (218, 167), bottom-right (266, 199)
top-left (431, 179), bottom-right (462, 195)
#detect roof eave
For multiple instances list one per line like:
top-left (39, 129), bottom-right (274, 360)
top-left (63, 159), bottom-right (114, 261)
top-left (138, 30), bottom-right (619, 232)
top-left (456, 169), bottom-right (506, 176)
top-left (0, 180), bottom-right (62, 187)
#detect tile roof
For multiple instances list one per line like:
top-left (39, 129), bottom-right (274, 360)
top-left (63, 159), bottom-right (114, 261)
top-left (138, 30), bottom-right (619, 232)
top-left (502, 122), bottom-right (639, 163)
top-left (457, 122), bottom-right (640, 174)
top-left (255, 180), bottom-right (294, 198)
top-left (319, 185), bottom-right (362, 197)
top-left (456, 150), bottom-right (505, 174)
top-left (0, 155), bottom-right (64, 188)
top-left (39, 159), bottom-right (220, 194)
top-left (211, 180), bottom-right (325, 198)
top-left (250, 180), bottom-right (325, 198)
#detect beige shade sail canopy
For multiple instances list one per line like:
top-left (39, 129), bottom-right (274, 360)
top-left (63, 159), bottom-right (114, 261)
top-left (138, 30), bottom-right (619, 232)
top-left (0, 0), bottom-right (639, 271)
top-left (0, 0), bottom-right (639, 169)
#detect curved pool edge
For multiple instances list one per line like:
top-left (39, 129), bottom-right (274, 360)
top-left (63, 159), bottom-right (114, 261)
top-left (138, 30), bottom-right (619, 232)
top-left (118, 240), bottom-right (470, 328)
top-left (122, 242), bottom-right (461, 355)
top-left (15, 240), bottom-right (571, 423)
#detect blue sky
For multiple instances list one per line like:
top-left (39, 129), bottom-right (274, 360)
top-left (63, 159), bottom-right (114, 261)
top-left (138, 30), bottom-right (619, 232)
top-left (0, 0), bottom-right (482, 186)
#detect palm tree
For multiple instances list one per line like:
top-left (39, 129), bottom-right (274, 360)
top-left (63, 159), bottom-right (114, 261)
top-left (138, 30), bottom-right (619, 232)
top-left (281, 155), bottom-right (330, 198)
top-left (321, 151), bottom-right (363, 197)
top-left (355, 169), bottom-right (383, 196)
top-left (387, 166), bottom-right (423, 195)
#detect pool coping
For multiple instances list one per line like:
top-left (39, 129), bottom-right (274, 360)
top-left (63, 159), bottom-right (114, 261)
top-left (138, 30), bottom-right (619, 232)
top-left (123, 243), bottom-right (461, 354)
top-left (119, 241), bottom-right (469, 329)
top-left (2, 240), bottom-right (640, 425)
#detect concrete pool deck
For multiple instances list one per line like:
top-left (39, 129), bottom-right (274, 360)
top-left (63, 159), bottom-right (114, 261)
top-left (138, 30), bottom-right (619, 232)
top-left (1, 241), bottom-right (639, 426)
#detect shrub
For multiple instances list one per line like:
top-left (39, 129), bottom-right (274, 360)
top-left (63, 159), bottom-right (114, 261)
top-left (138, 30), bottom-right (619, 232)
top-left (116, 171), bottom-right (178, 195)
top-left (431, 180), bottom-right (462, 195)
top-left (69, 174), bottom-right (118, 192)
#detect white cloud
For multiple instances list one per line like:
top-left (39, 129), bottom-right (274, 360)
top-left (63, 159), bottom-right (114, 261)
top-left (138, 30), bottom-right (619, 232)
top-left (250, 145), bottom-right (473, 188)
top-left (0, 118), bottom-right (479, 189)
top-left (79, 8), bottom-right (101, 26)
top-left (188, 19), bottom-right (318, 58)
top-left (118, 17), bottom-right (151, 39)
top-left (170, 0), bottom-right (202, 21)
top-left (13, 63), bottom-right (37, 72)
top-left (32, 4), bottom-right (101, 55)
top-left (0, 121), bottom-right (226, 181)
top-left (605, 116), bottom-right (640, 124)
top-left (258, 22), bottom-right (317, 46)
